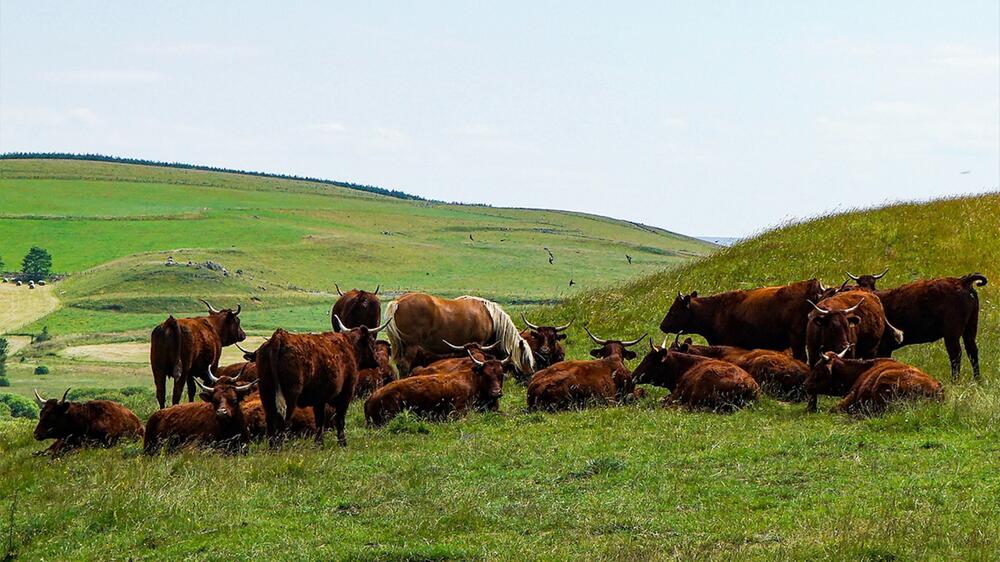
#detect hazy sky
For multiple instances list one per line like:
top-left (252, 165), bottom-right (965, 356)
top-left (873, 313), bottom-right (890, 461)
top-left (1, 2), bottom-right (997, 236)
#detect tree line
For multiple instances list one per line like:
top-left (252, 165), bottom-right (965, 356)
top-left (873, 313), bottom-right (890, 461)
top-left (0, 246), bottom-right (52, 281)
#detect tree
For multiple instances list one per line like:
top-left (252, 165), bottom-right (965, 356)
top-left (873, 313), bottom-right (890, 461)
top-left (21, 246), bottom-right (52, 280)
top-left (0, 337), bottom-right (8, 378)
top-left (0, 253), bottom-right (5, 271)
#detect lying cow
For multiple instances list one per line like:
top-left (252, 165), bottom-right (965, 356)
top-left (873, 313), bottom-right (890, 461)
top-left (33, 389), bottom-right (143, 455)
top-left (806, 291), bottom-right (901, 365)
top-left (668, 336), bottom-right (808, 401)
top-left (409, 340), bottom-right (502, 377)
top-left (365, 351), bottom-right (507, 426)
top-left (805, 347), bottom-right (943, 416)
top-left (583, 326), bottom-right (646, 361)
top-left (355, 340), bottom-right (396, 398)
top-left (632, 338), bottom-right (760, 412)
top-left (520, 314), bottom-right (572, 369)
top-left (526, 355), bottom-right (637, 411)
top-left (216, 361), bottom-right (257, 383)
top-left (144, 378), bottom-right (258, 454)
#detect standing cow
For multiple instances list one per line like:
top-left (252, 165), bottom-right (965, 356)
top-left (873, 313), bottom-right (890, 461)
top-left (806, 291), bottom-right (900, 366)
top-left (33, 389), bottom-right (144, 455)
top-left (331, 284), bottom-right (382, 332)
top-left (659, 279), bottom-right (826, 362)
top-left (150, 300), bottom-right (246, 409)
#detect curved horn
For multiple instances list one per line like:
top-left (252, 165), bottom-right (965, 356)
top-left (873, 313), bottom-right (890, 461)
top-left (335, 283), bottom-right (344, 296)
top-left (673, 332), bottom-right (682, 346)
top-left (205, 365), bottom-right (219, 384)
top-left (235, 342), bottom-right (252, 355)
top-left (33, 388), bottom-right (46, 407)
top-left (480, 340), bottom-right (501, 351)
top-left (520, 313), bottom-right (541, 331)
top-left (442, 339), bottom-right (465, 351)
top-left (648, 337), bottom-right (657, 351)
top-left (807, 300), bottom-right (829, 315)
top-left (333, 314), bottom-right (350, 332)
top-left (373, 284), bottom-right (380, 295)
top-left (60, 388), bottom-right (71, 403)
top-left (661, 336), bottom-right (670, 349)
top-left (232, 304), bottom-right (241, 316)
top-left (194, 377), bottom-right (211, 392)
top-left (836, 344), bottom-right (853, 358)
top-left (584, 326), bottom-right (608, 345)
top-left (554, 319), bottom-right (573, 333)
top-left (371, 316), bottom-right (392, 334)
top-left (846, 272), bottom-right (860, 281)
top-left (843, 297), bottom-right (866, 314)
top-left (819, 281), bottom-right (828, 291)
top-left (467, 349), bottom-right (485, 367)
top-left (235, 380), bottom-right (258, 394)
top-left (501, 354), bottom-right (513, 365)
top-left (873, 267), bottom-right (889, 279)
top-left (234, 363), bottom-right (249, 382)
top-left (621, 333), bottom-right (647, 347)
top-left (199, 299), bottom-right (220, 314)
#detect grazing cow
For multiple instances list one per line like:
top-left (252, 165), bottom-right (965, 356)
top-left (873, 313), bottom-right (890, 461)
top-left (806, 291), bottom-right (900, 365)
top-left (584, 326), bottom-right (647, 361)
top-left (408, 340), bottom-right (502, 374)
top-left (526, 355), bottom-right (637, 411)
top-left (32, 389), bottom-right (143, 455)
top-left (332, 284), bottom-right (382, 331)
top-left (632, 339), bottom-right (759, 412)
top-left (384, 293), bottom-right (535, 377)
top-left (520, 314), bottom-right (573, 369)
top-left (143, 378), bottom-right (258, 454)
top-left (150, 299), bottom-right (246, 409)
top-left (804, 347), bottom-right (943, 415)
top-left (365, 351), bottom-right (507, 426)
top-left (845, 270), bottom-right (987, 380)
top-left (355, 340), bottom-right (396, 397)
top-left (256, 315), bottom-right (390, 446)
top-left (659, 279), bottom-right (826, 362)
top-left (668, 336), bottom-right (809, 401)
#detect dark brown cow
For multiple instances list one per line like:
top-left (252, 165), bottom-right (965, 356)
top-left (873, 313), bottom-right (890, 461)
top-left (32, 389), bottom-right (143, 455)
top-left (365, 351), bottom-right (507, 426)
top-left (806, 291), bottom-right (900, 365)
top-left (143, 378), bottom-right (258, 454)
top-left (659, 279), bottom-right (826, 362)
top-left (355, 340), bottom-right (397, 398)
top-left (584, 326), bottom-right (647, 361)
top-left (150, 299), bottom-right (246, 409)
top-left (332, 284), bottom-right (382, 331)
top-left (632, 340), bottom-right (760, 412)
top-left (256, 315), bottom-right (390, 446)
top-left (408, 340), bottom-right (502, 374)
top-left (520, 314), bottom-right (572, 369)
top-left (667, 336), bottom-right (809, 401)
top-left (845, 267), bottom-right (889, 291)
top-left (526, 355), bottom-right (637, 411)
top-left (846, 270), bottom-right (987, 380)
top-left (805, 347), bottom-right (943, 415)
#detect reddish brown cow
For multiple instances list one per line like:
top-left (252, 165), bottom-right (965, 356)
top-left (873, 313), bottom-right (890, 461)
top-left (32, 389), bottom-right (143, 455)
top-left (807, 291), bottom-right (900, 366)
top-left (150, 299), bottom-right (246, 409)
top-left (632, 341), bottom-right (760, 412)
top-left (805, 347), bottom-right (943, 415)
top-left (256, 315), bottom-right (390, 446)
top-left (584, 326), bottom-right (648, 362)
top-left (365, 351), bottom-right (507, 426)
top-left (216, 361), bottom-right (258, 383)
top-left (143, 378), bottom-right (258, 454)
top-left (355, 340), bottom-right (397, 398)
top-left (659, 279), bottom-right (826, 362)
top-left (520, 314), bottom-right (572, 369)
top-left (526, 355), bottom-right (637, 411)
top-left (408, 340), bottom-right (502, 374)
top-left (332, 284), bottom-right (382, 331)
top-left (845, 270), bottom-right (987, 380)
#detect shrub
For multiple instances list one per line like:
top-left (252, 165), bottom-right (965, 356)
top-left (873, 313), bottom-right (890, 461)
top-left (34, 365), bottom-right (50, 375)
top-left (33, 326), bottom-right (51, 344)
top-left (0, 393), bottom-right (39, 419)
top-left (0, 377), bottom-right (9, 387)
top-left (0, 402), bottom-right (11, 418)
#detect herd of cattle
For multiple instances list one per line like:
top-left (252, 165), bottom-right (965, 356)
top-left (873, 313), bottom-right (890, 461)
top-left (29, 270), bottom-right (987, 455)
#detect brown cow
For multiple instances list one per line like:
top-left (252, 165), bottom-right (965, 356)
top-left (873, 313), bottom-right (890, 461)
top-left (150, 299), bottom-right (246, 409)
top-left (143, 378), bottom-right (258, 454)
top-left (216, 361), bottom-right (258, 383)
top-left (668, 336), bottom-right (809, 401)
top-left (805, 347), bottom-right (943, 415)
top-left (207, 369), bottom-right (332, 439)
top-left (256, 315), bottom-right (390, 446)
top-left (846, 270), bottom-right (987, 380)
top-left (365, 351), bottom-right (507, 426)
top-left (32, 389), bottom-right (143, 455)
top-left (806, 291), bottom-right (900, 365)
top-left (408, 340), bottom-right (502, 374)
top-left (332, 284), bottom-right (382, 331)
top-left (355, 340), bottom-right (397, 397)
top-left (632, 340), bottom-right (760, 412)
top-left (526, 355), bottom-right (636, 411)
top-left (584, 326), bottom-right (647, 361)
top-left (520, 314), bottom-right (572, 369)
top-left (659, 279), bottom-right (826, 362)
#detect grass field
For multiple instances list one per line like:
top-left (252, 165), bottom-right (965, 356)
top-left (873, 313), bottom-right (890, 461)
top-left (0, 161), bottom-right (997, 559)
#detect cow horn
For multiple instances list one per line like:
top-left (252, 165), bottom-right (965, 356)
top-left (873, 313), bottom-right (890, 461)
top-left (372, 316), bottom-right (392, 334)
top-left (194, 378), bottom-right (212, 392)
top-left (501, 354), bottom-right (513, 366)
top-left (333, 314), bottom-right (350, 332)
top-left (873, 267), bottom-right (889, 279)
top-left (846, 272), bottom-right (860, 281)
top-left (554, 319), bottom-right (573, 332)
top-left (673, 332), bottom-right (682, 346)
top-left (234, 363), bottom-right (249, 382)
top-left (520, 313), bottom-right (541, 331)
top-left (335, 283), bottom-right (344, 296)
top-left (819, 282), bottom-right (828, 291)
top-left (199, 299), bottom-right (220, 314)
top-left (235, 380), bottom-right (258, 394)
top-left (480, 340), bottom-right (501, 351)
top-left (33, 388), bottom-right (46, 407)
top-left (807, 300), bottom-right (829, 315)
top-left (442, 339), bottom-right (465, 351)
top-left (648, 337), bottom-right (657, 351)
top-left (467, 349), bottom-right (485, 367)
top-left (843, 297), bottom-right (866, 314)
top-left (61, 388), bottom-right (71, 403)
top-left (232, 304), bottom-right (241, 316)
top-left (621, 333), bottom-right (647, 347)
top-left (661, 336), bottom-right (670, 349)
top-left (373, 284), bottom-right (380, 295)
top-left (205, 365), bottom-right (219, 384)
top-left (836, 344), bottom-right (853, 358)
top-left (584, 326), bottom-right (608, 345)
top-left (235, 342), bottom-right (252, 355)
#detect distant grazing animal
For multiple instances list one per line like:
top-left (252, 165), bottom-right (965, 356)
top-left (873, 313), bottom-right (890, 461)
top-left (365, 351), bottom-right (507, 426)
top-left (583, 327), bottom-right (646, 361)
top-left (143, 378), bottom-right (258, 454)
top-left (519, 314), bottom-right (573, 371)
top-left (844, 270), bottom-right (987, 380)
top-left (660, 279), bottom-right (826, 362)
top-left (526, 355), bottom-right (637, 411)
top-left (255, 315), bottom-right (390, 446)
top-left (409, 340), bottom-right (502, 377)
top-left (804, 347), bottom-right (943, 415)
top-left (332, 284), bottom-right (382, 332)
top-left (632, 339), bottom-right (759, 412)
top-left (150, 299), bottom-right (246, 409)
top-left (383, 293), bottom-right (535, 377)
top-left (355, 340), bottom-right (396, 397)
top-left (33, 389), bottom-right (143, 455)
top-left (668, 336), bottom-right (808, 401)
top-left (15, 280), bottom-right (22, 286)
top-left (806, 291), bottom-right (900, 366)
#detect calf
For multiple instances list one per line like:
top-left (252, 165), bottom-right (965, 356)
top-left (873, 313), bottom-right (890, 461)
top-left (520, 314), bottom-right (572, 369)
top-left (526, 355), bottom-right (636, 411)
top-left (143, 378), bottom-right (258, 454)
top-left (805, 347), bottom-right (943, 416)
top-left (365, 351), bottom-right (506, 426)
top-left (33, 389), bottom-right (143, 455)
top-left (355, 340), bottom-right (396, 397)
top-left (632, 340), bottom-right (759, 412)
top-left (806, 291), bottom-right (900, 365)
top-left (669, 336), bottom-right (808, 401)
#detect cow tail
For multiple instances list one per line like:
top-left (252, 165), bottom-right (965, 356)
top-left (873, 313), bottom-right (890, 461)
top-left (383, 300), bottom-right (404, 366)
top-left (961, 273), bottom-right (987, 288)
top-left (165, 316), bottom-right (183, 380)
top-left (267, 334), bottom-right (288, 419)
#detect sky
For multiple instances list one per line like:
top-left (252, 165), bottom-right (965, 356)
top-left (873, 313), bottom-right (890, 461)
top-left (1, 2), bottom-right (997, 237)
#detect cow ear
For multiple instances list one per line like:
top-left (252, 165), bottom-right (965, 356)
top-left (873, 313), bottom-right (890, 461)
top-left (199, 391), bottom-right (213, 402)
top-left (624, 350), bottom-right (637, 360)
top-left (556, 333), bottom-right (567, 341)
top-left (848, 316), bottom-right (861, 326)
top-left (589, 348), bottom-right (601, 358)
top-left (690, 291), bottom-right (698, 298)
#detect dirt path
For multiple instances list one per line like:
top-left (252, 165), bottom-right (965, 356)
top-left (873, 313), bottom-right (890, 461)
top-left (60, 336), bottom-right (269, 366)
top-left (0, 282), bottom-right (59, 335)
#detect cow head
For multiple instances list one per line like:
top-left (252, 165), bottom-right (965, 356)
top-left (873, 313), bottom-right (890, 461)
top-left (333, 314), bottom-right (392, 370)
top-left (468, 350), bottom-right (507, 409)
top-left (195, 373), bottom-right (257, 421)
top-left (374, 340), bottom-right (396, 385)
top-left (807, 298), bottom-right (864, 361)
top-left (631, 336), bottom-right (675, 386)
top-left (845, 268), bottom-right (888, 291)
top-left (32, 388), bottom-right (73, 441)
top-left (584, 326), bottom-right (645, 361)
top-left (200, 299), bottom-right (247, 345)
top-left (659, 292), bottom-right (698, 334)
top-left (667, 335), bottom-right (694, 353)
top-left (804, 346), bottom-right (851, 412)
top-left (332, 284), bottom-right (382, 331)
top-left (520, 314), bottom-right (571, 367)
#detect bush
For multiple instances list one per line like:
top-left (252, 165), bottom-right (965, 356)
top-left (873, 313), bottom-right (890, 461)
top-left (0, 393), bottom-right (39, 419)
top-left (33, 326), bottom-right (51, 344)
top-left (0, 336), bottom-right (8, 378)
top-left (34, 365), bottom-right (50, 375)
top-left (0, 402), bottom-right (11, 418)
top-left (0, 377), bottom-right (9, 387)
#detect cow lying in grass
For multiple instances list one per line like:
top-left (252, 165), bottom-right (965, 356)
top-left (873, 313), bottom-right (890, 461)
top-left (144, 377), bottom-right (258, 454)
top-left (805, 347), bottom-right (944, 416)
top-left (633, 338), bottom-right (760, 412)
top-left (408, 340), bottom-right (502, 376)
top-left (33, 389), bottom-right (144, 455)
top-left (355, 340), bottom-right (396, 397)
top-left (668, 336), bottom-right (808, 401)
top-left (365, 351), bottom-right (506, 426)
top-left (526, 355), bottom-right (637, 411)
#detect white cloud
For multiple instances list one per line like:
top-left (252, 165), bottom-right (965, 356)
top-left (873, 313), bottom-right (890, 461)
top-left (42, 69), bottom-right (163, 84)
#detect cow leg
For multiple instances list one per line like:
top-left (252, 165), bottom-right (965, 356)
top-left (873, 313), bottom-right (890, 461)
top-left (944, 336), bottom-right (962, 382)
top-left (155, 374), bottom-right (166, 409)
top-left (789, 332), bottom-right (807, 363)
top-left (311, 401), bottom-right (327, 446)
top-left (171, 375), bottom-right (186, 405)
top-left (963, 316), bottom-right (980, 381)
top-left (332, 392), bottom-right (351, 447)
top-left (186, 376), bottom-right (197, 403)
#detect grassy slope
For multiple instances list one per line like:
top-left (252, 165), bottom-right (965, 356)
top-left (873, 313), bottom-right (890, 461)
top-left (1, 191), bottom-right (998, 559)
